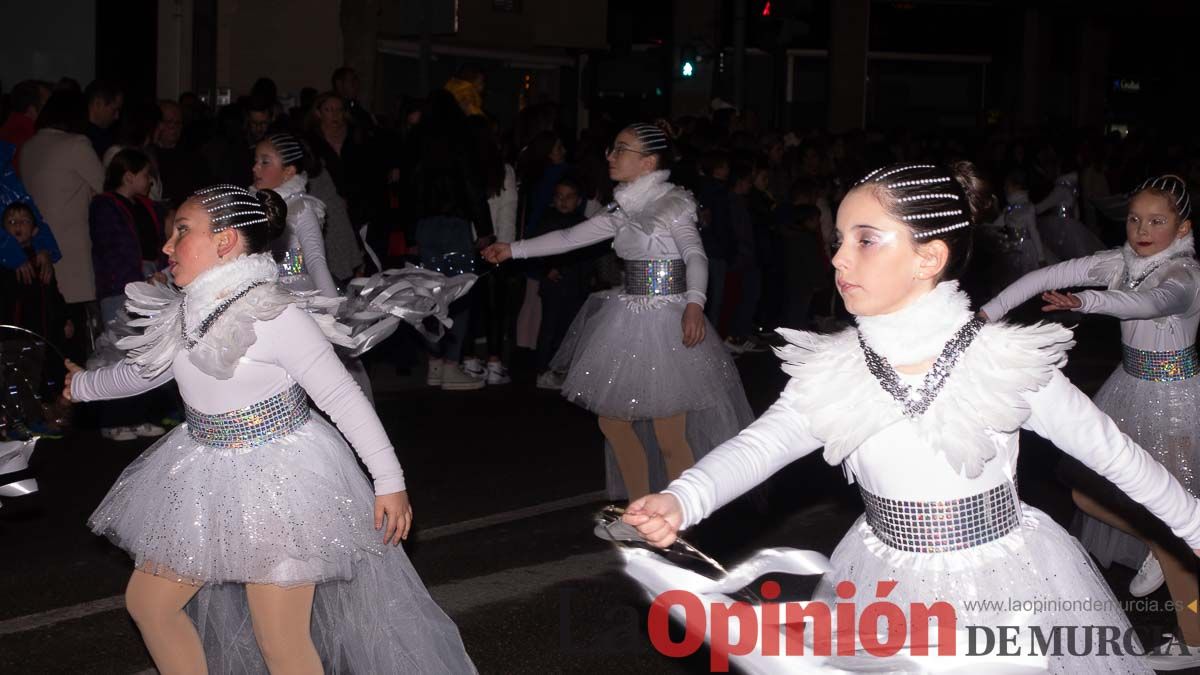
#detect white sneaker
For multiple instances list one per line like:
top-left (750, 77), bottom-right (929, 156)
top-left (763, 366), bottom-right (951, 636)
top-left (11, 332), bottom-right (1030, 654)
top-left (462, 358), bottom-right (486, 380)
top-left (100, 427), bottom-right (138, 442)
top-left (426, 359), bottom-right (445, 386)
top-left (1143, 635), bottom-right (1200, 671)
top-left (441, 365), bottom-right (485, 391)
top-left (131, 423), bottom-right (166, 438)
top-left (536, 371), bottom-right (564, 390)
top-left (485, 361), bottom-right (511, 385)
top-left (1129, 551), bottom-right (1165, 597)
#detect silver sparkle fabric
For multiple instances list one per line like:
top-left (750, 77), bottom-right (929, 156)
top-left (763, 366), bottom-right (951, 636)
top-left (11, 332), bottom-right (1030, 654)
top-left (549, 290), bottom-right (753, 499)
top-left (623, 259), bottom-right (687, 296)
top-left (860, 481), bottom-right (1022, 553)
top-left (87, 413), bottom-right (476, 673)
top-left (1070, 362), bottom-right (1200, 570)
top-left (184, 384), bottom-right (309, 449)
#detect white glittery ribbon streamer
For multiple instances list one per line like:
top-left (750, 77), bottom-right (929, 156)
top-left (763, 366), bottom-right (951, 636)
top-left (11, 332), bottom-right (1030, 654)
top-left (342, 265), bottom-right (479, 354)
top-left (0, 438), bottom-right (39, 508)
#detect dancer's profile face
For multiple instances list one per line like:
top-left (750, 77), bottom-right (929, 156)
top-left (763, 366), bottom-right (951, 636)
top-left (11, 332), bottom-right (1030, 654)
top-left (607, 130), bottom-right (658, 184)
top-left (1126, 191), bottom-right (1191, 257)
top-left (162, 200), bottom-right (236, 286)
top-left (252, 142), bottom-right (293, 190)
top-left (831, 187), bottom-right (946, 318)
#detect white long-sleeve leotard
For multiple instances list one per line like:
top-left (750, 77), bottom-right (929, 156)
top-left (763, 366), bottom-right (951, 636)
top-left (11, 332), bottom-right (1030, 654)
top-left (981, 234), bottom-right (1200, 352)
top-left (71, 257), bottom-right (405, 495)
top-left (663, 302), bottom-right (1200, 551)
top-left (510, 169), bottom-right (708, 307)
top-left (268, 173), bottom-right (338, 298)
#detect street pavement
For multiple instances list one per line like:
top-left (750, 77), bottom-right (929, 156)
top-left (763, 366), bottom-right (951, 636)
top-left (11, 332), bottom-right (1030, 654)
top-left (1, 311), bottom-right (1196, 674)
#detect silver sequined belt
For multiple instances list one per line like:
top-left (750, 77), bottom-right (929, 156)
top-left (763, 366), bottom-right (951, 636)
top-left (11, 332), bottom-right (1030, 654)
top-left (185, 385), bottom-right (310, 449)
top-left (278, 248), bottom-right (305, 278)
top-left (624, 259), bottom-right (686, 296)
top-left (860, 481), bottom-right (1022, 553)
top-left (1122, 345), bottom-right (1199, 382)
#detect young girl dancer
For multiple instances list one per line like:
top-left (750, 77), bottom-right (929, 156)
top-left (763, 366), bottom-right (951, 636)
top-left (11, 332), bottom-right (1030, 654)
top-left (64, 185), bottom-right (474, 673)
top-left (625, 162), bottom-right (1200, 673)
top-left (251, 132), bottom-right (338, 298)
top-left (484, 123), bottom-right (752, 500)
top-left (981, 174), bottom-right (1200, 655)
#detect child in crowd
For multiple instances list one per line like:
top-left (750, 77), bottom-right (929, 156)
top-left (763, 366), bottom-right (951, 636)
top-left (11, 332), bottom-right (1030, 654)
top-left (535, 176), bottom-right (596, 389)
top-left (87, 148), bottom-right (167, 441)
top-left (0, 202), bottom-right (71, 438)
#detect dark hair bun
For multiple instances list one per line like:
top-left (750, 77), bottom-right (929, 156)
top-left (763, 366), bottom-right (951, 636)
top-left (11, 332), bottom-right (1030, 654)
top-left (949, 160), bottom-right (990, 224)
top-left (255, 189), bottom-right (288, 241)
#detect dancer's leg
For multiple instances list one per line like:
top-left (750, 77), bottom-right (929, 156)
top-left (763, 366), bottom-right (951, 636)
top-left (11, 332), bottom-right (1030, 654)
top-left (124, 570), bottom-right (206, 674)
top-left (652, 414), bottom-right (696, 482)
top-left (1072, 489), bottom-right (1145, 538)
top-left (598, 416), bottom-right (649, 500)
top-left (1156, 543), bottom-right (1200, 645)
top-left (245, 583), bottom-right (322, 674)
top-left (1074, 489), bottom-right (1200, 645)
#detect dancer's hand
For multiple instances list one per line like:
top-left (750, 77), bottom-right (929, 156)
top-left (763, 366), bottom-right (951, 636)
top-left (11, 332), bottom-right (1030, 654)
top-left (624, 493), bottom-right (684, 548)
top-left (681, 303), bottom-right (706, 348)
top-left (1041, 290), bottom-right (1081, 312)
top-left (62, 359), bottom-right (83, 402)
top-left (976, 310), bottom-right (990, 322)
top-left (375, 491), bottom-right (412, 546)
top-left (482, 242), bottom-right (512, 264)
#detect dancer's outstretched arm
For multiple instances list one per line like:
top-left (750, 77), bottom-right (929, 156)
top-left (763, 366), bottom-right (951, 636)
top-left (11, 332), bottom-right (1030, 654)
top-left (980, 251), bottom-right (1115, 321)
top-left (65, 360), bottom-right (174, 402)
top-left (483, 211), bottom-right (620, 263)
top-left (1023, 369), bottom-right (1200, 556)
top-left (1062, 267), bottom-right (1197, 320)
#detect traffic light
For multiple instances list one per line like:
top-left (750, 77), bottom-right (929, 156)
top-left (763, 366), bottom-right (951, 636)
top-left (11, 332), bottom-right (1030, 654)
top-left (680, 45), bottom-right (698, 78)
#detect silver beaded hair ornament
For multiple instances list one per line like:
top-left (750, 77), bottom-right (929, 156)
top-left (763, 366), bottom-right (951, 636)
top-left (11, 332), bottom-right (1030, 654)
top-left (626, 123), bottom-right (670, 152)
top-left (856, 163), bottom-right (972, 240)
top-left (1133, 174), bottom-right (1192, 221)
top-left (266, 132), bottom-right (305, 166)
top-left (192, 184), bottom-right (270, 233)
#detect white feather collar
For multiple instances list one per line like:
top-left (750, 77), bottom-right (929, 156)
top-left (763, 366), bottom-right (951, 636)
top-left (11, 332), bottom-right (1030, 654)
top-left (1116, 232), bottom-right (1196, 289)
top-left (774, 315), bottom-right (1074, 478)
top-left (182, 253), bottom-right (279, 333)
top-left (855, 281), bottom-right (972, 365)
top-left (116, 254), bottom-right (350, 380)
top-left (613, 170), bottom-right (673, 214)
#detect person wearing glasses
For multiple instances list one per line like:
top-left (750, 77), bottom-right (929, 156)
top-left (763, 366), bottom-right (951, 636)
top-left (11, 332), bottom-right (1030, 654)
top-left (483, 123), bottom-right (752, 502)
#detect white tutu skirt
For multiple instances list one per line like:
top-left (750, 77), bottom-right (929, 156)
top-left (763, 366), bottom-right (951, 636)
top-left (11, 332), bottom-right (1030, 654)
top-left (89, 415), bottom-right (476, 674)
top-left (550, 291), bottom-right (754, 499)
top-left (620, 503), bottom-right (1152, 673)
top-left (1069, 366), bottom-right (1200, 569)
top-left (813, 505), bottom-right (1152, 673)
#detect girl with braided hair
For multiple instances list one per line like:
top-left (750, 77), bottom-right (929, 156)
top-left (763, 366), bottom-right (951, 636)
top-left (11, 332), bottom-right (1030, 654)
top-left (623, 162), bottom-right (1199, 673)
top-left (983, 174), bottom-right (1200, 657)
top-left (62, 185), bottom-right (475, 673)
top-left (252, 131), bottom-right (338, 298)
top-left (484, 122), bottom-right (753, 501)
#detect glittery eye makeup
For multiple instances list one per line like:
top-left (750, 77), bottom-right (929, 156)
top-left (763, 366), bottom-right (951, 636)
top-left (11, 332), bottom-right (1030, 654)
top-left (837, 225), bottom-right (898, 251)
